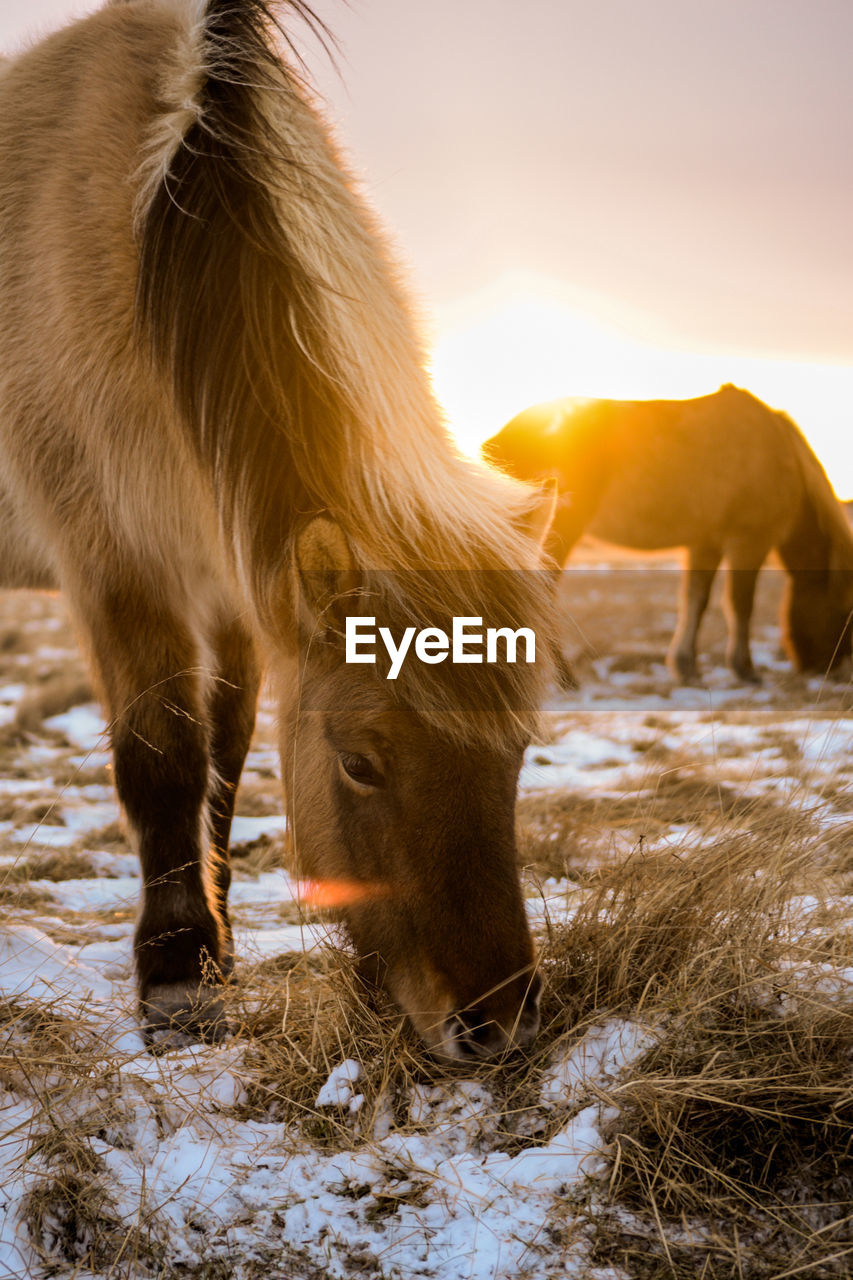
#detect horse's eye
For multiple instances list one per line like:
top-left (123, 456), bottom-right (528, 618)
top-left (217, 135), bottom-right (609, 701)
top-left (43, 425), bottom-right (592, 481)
top-left (338, 752), bottom-right (383, 789)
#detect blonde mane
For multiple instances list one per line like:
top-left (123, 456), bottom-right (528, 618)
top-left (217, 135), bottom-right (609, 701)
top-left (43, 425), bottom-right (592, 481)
top-left (135, 0), bottom-right (557, 742)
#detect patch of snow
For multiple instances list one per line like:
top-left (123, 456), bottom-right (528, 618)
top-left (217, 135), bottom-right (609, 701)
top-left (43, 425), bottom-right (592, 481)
top-left (0, 923), bottom-right (115, 1004)
top-left (521, 731), bottom-right (638, 792)
top-left (230, 814), bottom-right (288, 844)
top-left (542, 1020), bottom-right (657, 1105)
top-left (497, 1104), bottom-right (605, 1187)
top-left (0, 779), bottom-right (47, 797)
top-left (32, 876), bottom-right (140, 913)
top-left (316, 1058), bottom-right (362, 1108)
top-left (43, 703), bottom-right (108, 751)
top-left (233, 921), bottom-right (326, 958)
top-left (12, 800), bottom-right (118, 848)
top-left (229, 869), bottom-right (294, 907)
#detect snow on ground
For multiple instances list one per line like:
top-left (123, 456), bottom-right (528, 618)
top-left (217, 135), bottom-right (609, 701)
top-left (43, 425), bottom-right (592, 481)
top-left (0, 868), bottom-right (648, 1278)
top-left (522, 665), bottom-right (853, 847)
top-left (1, 585), bottom-right (852, 1278)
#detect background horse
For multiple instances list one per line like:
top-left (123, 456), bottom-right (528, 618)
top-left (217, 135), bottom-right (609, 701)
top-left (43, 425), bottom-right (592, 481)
top-left (485, 385), bottom-right (853, 683)
top-left (0, 0), bottom-right (558, 1059)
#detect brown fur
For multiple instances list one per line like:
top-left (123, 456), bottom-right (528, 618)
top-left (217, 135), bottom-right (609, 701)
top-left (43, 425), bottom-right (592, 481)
top-left (0, 0), bottom-right (556, 1058)
top-left (485, 385), bottom-right (853, 682)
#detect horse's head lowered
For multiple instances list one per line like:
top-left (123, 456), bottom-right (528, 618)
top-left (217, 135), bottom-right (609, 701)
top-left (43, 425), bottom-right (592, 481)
top-left (780, 499), bottom-right (853, 674)
top-left (783, 567), bottom-right (853, 673)
top-left (276, 516), bottom-right (553, 1061)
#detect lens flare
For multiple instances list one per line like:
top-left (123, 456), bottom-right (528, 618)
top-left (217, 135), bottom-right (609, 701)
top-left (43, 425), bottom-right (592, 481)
top-left (296, 878), bottom-right (393, 908)
top-left (429, 273), bottom-right (853, 499)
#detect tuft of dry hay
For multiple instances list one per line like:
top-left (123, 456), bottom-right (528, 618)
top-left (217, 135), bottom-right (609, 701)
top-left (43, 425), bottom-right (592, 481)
top-left (226, 939), bottom-right (558, 1157)
top-left (22, 1172), bottom-right (128, 1272)
top-left (229, 946), bottom-right (439, 1145)
top-left (539, 832), bottom-right (845, 1019)
top-left (0, 996), bottom-right (103, 1099)
top-left (533, 825), bottom-right (853, 1278)
top-left (517, 776), bottom-right (818, 883)
top-left (0, 883), bottom-right (56, 907)
top-left (2, 849), bottom-right (98, 883)
top-left (0, 848), bottom-right (99, 909)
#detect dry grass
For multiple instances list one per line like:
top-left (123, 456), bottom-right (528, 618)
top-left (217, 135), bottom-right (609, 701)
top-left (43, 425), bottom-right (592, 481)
top-left (0, 848), bottom-right (99, 908)
top-left (233, 778), bottom-right (283, 818)
top-left (0, 698), bottom-right (849, 1271)
top-left (532, 830), bottom-right (853, 1278)
top-left (516, 774), bottom-right (817, 881)
top-left (0, 883), bottom-right (56, 907)
top-left (223, 933), bottom-right (565, 1158)
top-left (0, 996), bottom-right (103, 1102)
top-left (2, 850), bottom-right (98, 883)
top-left (231, 947), bottom-right (446, 1143)
top-left (230, 833), bottom-right (288, 874)
top-left (217, 818), bottom-right (853, 1280)
top-left (22, 1172), bottom-right (130, 1274)
top-left (3, 577), bottom-right (853, 1276)
top-left (541, 836), bottom-right (841, 1015)
top-left (6, 819), bottom-right (853, 1276)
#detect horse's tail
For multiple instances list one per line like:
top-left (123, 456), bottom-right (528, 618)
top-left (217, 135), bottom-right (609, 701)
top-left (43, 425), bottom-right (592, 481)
top-left (136, 0), bottom-right (558, 733)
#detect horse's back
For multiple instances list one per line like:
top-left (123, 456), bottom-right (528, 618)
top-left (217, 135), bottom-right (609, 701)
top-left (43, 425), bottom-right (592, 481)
top-left (0, 1), bottom-right (177, 360)
top-left (566, 388), bottom-right (801, 552)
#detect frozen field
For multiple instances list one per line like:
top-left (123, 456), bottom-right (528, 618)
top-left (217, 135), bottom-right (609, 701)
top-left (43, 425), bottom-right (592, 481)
top-left (0, 559), bottom-right (851, 1278)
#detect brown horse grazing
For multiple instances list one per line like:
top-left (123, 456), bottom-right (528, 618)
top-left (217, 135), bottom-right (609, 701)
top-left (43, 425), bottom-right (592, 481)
top-left (0, 0), bottom-right (559, 1060)
top-left (485, 386), bottom-right (853, 684)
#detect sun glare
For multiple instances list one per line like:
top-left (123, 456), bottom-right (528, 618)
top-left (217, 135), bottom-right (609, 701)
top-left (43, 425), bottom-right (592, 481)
top-left (429, 274), bottom-right (853, 499)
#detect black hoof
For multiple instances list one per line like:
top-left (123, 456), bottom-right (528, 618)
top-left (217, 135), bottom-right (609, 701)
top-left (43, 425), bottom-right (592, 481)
top-left (141, 982), bottom-right (229, 1052)
top-left (669, 653), bottom-right (700, 685)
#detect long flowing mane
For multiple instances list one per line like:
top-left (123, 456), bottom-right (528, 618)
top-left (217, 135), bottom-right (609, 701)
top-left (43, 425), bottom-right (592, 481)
top-left (135, 0), bottom-right (556, 742)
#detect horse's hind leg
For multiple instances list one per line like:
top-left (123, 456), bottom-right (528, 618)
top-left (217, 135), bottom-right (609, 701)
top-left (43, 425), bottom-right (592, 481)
top-left (205, 615), bottom-right (261, 972)
top-left (71, 573), bottom-right (227, 1045)
top-left (668, 545), bottom-right (722, 682)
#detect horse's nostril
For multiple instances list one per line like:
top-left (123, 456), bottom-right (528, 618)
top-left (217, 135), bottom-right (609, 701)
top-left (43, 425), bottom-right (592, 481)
top-left (442, 981), bottom-right (543, 1060)
top-left (457, 1009), bottom-right (495, 1043)
top-left (444, 1010), bottom-right (508, 1060)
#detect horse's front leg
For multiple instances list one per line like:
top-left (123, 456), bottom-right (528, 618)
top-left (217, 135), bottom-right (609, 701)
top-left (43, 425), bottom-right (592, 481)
top-left (77, 579), bottom-right (227, 1046)
top-left (723, 543), bottom-right (767, 683)
top-left (668, 544), bottom-right (722, 682)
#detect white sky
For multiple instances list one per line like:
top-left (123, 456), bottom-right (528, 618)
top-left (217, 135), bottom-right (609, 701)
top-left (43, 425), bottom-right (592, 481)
top-left (2, 0), bottom-right (851, 491)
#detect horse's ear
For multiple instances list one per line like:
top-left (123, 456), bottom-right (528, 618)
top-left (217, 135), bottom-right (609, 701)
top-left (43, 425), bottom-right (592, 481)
top-left (518, 478), bottom-right (559, 553)
top-left (293, 516), bottom-right (360, 630)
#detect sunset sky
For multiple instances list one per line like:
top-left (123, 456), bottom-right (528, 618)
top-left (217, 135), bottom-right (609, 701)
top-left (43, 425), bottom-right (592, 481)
top-left (3, 0), bottom-right (852, 491)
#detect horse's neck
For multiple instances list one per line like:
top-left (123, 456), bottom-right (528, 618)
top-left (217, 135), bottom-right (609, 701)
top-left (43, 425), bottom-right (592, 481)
top-left (774, 417), bottom-right (853, 573)
top-left (778, 483), bottom-right (853, 575)
top-left (778, 494), bottom-right (829, 573)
